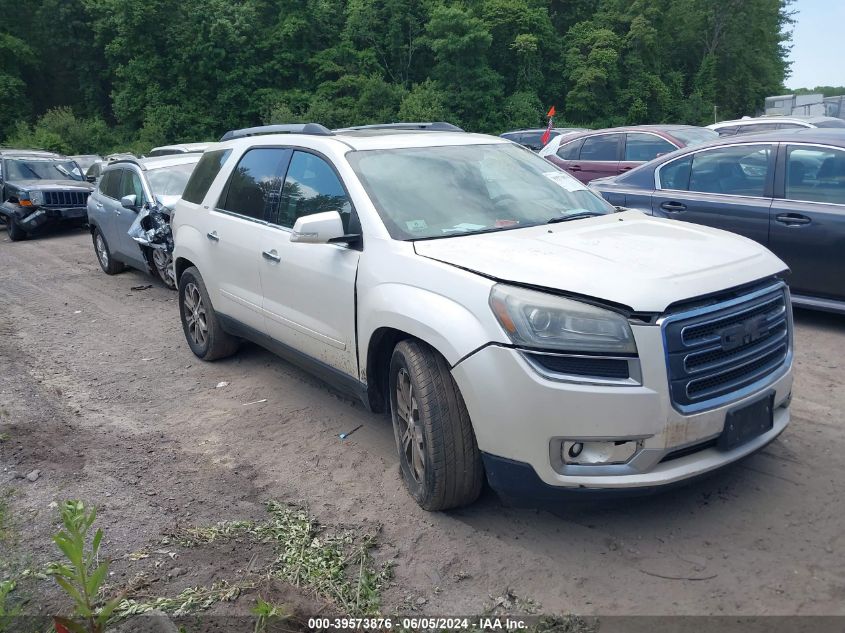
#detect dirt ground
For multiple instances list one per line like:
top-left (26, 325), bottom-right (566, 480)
top-left (1, 227), bottom-right (844, 625)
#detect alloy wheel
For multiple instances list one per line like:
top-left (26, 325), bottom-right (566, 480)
top-left (183, 282), bottom-right (208, 347)
top-left (395, 367), bottom-right (425, 484)
top-left (152, 249), bottom-right (176, 288)
top-left (95, 233), bottom-right (109, 268)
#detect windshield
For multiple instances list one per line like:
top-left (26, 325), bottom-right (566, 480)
top-left (347, 143), bottom-right (614, 240)
top-left (671, 128), bottom-right (719, 147)
top-left (6, 158), bottom-right (84, 181)
top-left (146, 162), bottom-right (197, 197)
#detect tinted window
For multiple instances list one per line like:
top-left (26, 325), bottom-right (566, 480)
top-left (715, 126), bottom-right (739, 136)
top-left (688, 145), bottom-right (771, 196)
top-left (220, 148), bottom-right (288, 220)
top-left (521, 132), bottom-right (544, 150)
top-left (785, 145), bottom-right (845, 205)
top-left (624, 133), bottom-right (676, 161)
top-left (659, 155), bottom-right (693, 190)
top-left (579, 134), bottom-right (621, 161)
top-left (557, 138), bottom-right (584, 160)
top-left (814, 119), bottom-right (845, 129)
top-left (737, 123), bottom-right (779, 134)
top-left (119, 170), bottom-right (145, 203)
top-left (99, 170), bottom-right (121, 199)
top-left (275, 151), bottom-right (351, 230)
top-left (777, 122), bottom-right (806, 130)
top-left (182, 149), bottom-right (231, 204)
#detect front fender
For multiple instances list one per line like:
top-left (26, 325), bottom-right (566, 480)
top-left (359, 283), bottom-right (496, 368)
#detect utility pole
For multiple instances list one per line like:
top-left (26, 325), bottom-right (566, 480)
top-left (714, 105), bottom-right (718, 124)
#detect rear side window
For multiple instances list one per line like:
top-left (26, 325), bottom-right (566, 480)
top-left (737, 123), bottom-right (779, 134)
top-left (99, 170), bottom-right (121, 199)
top-left (521, 132), bottom-right (544, 150)
top-left (219, 148), bottom-right (289, 221)
top-left (777, 122), bottom-right (806, 130)
top-left (715, 126), bottom-right (739, 136)
top-left (687, 145), bottom-right (772, 196)
top-left (580, 134), bottom-right (622, 161)
top-left (557, 138), bottom-right (584, 160)
top-left (659, 155), bottom-right (693, 190)
top-left (785, 145), bottom-right (845, 205)
top-left (624, 133), bottom-right (676, 161)
top-left (182, 149), bottom-right (231, 204)
top-left (274, 151), bottom-right (351, 230)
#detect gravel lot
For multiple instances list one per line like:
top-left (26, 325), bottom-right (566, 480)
top-left (1, 227), bottom-right (844, 622)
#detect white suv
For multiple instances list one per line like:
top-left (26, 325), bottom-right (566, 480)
top-left (171, 122), bottom-right (794, 510)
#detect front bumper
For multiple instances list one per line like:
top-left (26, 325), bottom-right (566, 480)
top-left (18, 206), bottom-right (87, 230)
top-left (451, 330), bottom-right (792, 494)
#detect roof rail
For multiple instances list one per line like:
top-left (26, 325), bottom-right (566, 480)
top-left (335, 122), bottom-right (465, 133)
top-left (108, 158), bottom-right (144, 170)
top-left (220, 123), bottom-right (333, 142)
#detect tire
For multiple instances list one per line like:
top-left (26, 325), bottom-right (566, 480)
top-left (6, 216), bottom-right (26, 241)
top-left (92, 228), bottom-right (125, 275)
top-left (178, 266), bottom-right (239, 361)
top-left (389, 339), bottom-right (484, 511)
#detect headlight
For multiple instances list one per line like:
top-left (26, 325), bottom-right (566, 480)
top-left (489, 284), bottom-right (637, 354)
top-left (29, 191), bottom-right (44, 206)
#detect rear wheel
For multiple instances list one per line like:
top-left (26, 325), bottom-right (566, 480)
top-left (93, 229), bottom-right (124, 274)
top-left (178, 266), bottom-right (239, 361)
top-left (389, 340), bottom-right (484, 511)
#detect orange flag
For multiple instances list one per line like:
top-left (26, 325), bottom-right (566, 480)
top-left (547, 105), bottom-right (556, 118)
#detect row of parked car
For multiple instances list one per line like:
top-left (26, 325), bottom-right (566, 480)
top-left (0, 118), bottom-right (834, 511)
top-left (501, 114), bottom-right (845, 314)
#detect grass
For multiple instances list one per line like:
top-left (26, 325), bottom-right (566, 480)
top-left (111, 501), bottom-right (392, 623)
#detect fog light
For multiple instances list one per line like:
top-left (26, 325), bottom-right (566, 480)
top-left (562, 440), bottom-right (638, 465)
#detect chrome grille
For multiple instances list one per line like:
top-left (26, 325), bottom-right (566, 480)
top-left (662, 283), bottom-right (790, 411)
top-left (44, 191), bottom-right (88, 207)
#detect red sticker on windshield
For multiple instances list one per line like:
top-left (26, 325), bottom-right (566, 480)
top-left (495, 219), bottom-right (519, 228)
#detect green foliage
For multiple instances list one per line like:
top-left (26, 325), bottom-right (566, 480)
top-left (252, 597), bottom-right (289, 633)
top-left (50, 501), bottom-right (122, 633)
top-left (0, 0), bottom-right (795, 152)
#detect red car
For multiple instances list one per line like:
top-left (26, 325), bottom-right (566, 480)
top-left (539, 125), bottom-right (718, 183)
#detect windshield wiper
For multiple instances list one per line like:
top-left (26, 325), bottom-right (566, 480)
top-left (546, 211), bottom-right (604, 224)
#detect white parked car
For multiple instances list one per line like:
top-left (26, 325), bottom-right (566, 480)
top-left (707, 115), bottom-right (845, 136)
top-left (171, 123), bottom-right (794, 510)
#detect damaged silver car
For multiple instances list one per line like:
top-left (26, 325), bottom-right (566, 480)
top-left (87, 155), bottom-right (199, 288)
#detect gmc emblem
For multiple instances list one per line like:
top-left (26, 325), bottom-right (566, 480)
top-left (719, 316), bottom-right (768, 351)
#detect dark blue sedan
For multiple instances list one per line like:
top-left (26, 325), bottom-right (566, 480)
top-left (590, 128), bottom-right (845, 314)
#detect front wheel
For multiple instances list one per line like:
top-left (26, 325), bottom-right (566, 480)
top-left (151, 248), bottom-right (177, 289)
top-left (178, 266), bottom-right (239, 361)
top-left (389, 340), bottom-right (484, 511)
top-left (6, 216), bottom-right (26, 241)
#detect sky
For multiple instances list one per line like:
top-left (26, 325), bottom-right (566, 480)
top-left (786, 0), bottom-right (845, 89)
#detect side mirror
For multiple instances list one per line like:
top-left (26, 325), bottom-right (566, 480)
top-left (86, 174), bottom-right (96, 183)
top-left (120, 194), bottom-right (138, 210)
top-left (290, 211), bottom-right (346, 244)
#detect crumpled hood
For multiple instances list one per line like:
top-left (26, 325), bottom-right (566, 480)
top-left (12, 179), bottom-right (93, 191)
top-left (413, 211), bottom-right (788, 313)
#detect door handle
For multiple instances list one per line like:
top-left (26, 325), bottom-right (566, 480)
top-left (775, 213), bottom-right (811, 226)
top-left (569, 165), bottom-right (582, 172)
top-left (206, 231), bottom-right (219, 242)
top-left (660, 201), bottom-right (687, 212)
top-left (620, 166), bottom-right (634, 172)
top-left (262, 249), bottom-right (281, 263)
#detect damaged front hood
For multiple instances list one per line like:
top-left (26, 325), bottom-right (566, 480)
top-left (413, 211), bottom-right (788, 313)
